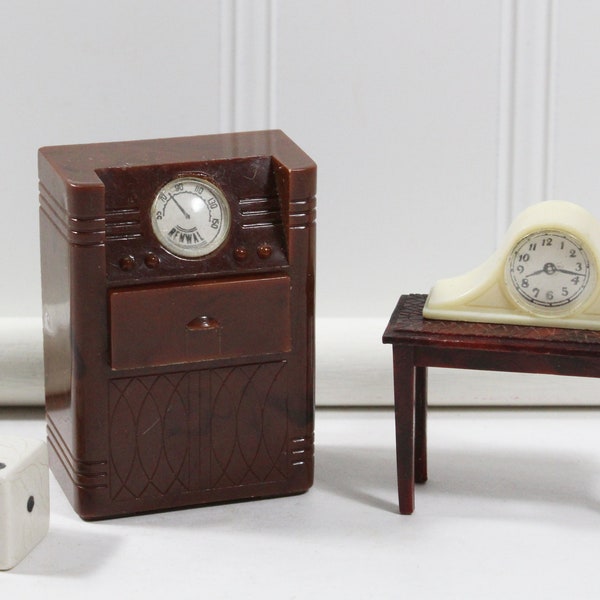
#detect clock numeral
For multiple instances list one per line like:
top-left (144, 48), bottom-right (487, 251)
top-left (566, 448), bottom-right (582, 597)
top-left (532, 288), bottom-right (540, 298)
top-left (572, 276), bottom-right (580, 285)
top-left (542, 237), bottom-right (553, 246)
top-left (518, 253), bottom-right (530, 262)
top-left (521, 278), bottom-right (529, 288)
top-left (546, 291), bottom-right (554, 301)
top-left (528, 243), bottom-right (537, 251)
top-left (576, 262), bottom-right (583, 272)
top-left (562, 287), bottom-right (569, 297)
top-left (517, 265), bottom-right (524, 274)
top-left (570, 249), bottom-right (577, 258)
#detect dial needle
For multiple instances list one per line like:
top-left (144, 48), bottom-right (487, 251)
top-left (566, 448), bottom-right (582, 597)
top-left (168, 193), bottom-right (191, 219)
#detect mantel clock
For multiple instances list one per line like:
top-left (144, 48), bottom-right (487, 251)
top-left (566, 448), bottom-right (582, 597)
top-left (424, 201), bottom-right (600, 329)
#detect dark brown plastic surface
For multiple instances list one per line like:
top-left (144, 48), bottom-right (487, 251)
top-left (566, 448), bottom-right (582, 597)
top-left (110, 274), bottom-right (291, 370)
top-left (39, 130), bottom-right (316, 520)
top-left (383, 294), bottom-right (600, 514)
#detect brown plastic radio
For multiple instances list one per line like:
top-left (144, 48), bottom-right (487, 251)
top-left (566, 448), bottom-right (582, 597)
top-left (38, 130), bottom-right (316, 520)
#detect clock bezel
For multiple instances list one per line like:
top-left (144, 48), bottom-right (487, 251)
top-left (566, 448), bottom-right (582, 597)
top-left (504, 228), bottom-right (596, 317)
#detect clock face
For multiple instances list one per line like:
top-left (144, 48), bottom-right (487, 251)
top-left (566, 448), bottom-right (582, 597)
top-left (505, 230), bottom-right (594, 313)
top-left (150, 177), bottom-right (231, 258)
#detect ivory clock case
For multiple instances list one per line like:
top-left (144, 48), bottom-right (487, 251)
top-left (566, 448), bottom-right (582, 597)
top-left (38, 130), bottom-right (316, 520)
top-left (423, 201), bottom-right (600, 330)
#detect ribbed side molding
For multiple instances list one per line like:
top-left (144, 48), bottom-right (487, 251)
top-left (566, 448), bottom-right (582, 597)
top-left (39, 183), bottom-right (105, 246)
top-left (47, 417), bottom-right (108, 490)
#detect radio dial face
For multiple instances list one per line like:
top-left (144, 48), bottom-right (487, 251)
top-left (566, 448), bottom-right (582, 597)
top-left (150, 177), bottom-right (231, 258)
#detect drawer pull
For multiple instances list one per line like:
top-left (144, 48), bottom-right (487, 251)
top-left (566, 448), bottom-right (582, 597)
top-left (186, 316), bottom-right (220, 331)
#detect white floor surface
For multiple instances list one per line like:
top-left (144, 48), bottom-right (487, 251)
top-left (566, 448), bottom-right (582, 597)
top-left (2, 407), bottom-right (600, 599)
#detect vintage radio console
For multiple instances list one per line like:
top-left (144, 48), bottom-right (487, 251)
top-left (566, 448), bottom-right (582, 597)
top-left (39, 130), bottom-right (316, 519)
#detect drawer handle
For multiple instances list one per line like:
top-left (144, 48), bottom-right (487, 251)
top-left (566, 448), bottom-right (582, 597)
top-left (186, 316), bottom-right (220, 331)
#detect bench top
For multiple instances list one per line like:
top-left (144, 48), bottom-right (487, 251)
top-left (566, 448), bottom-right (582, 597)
top-left (383, 294), bottom-right (600, 357)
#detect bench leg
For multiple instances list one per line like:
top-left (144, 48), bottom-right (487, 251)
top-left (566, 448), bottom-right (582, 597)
top-left (415, 366), bottom-right (428, 484)
top-left (393, 346), bottom-right (416, 514)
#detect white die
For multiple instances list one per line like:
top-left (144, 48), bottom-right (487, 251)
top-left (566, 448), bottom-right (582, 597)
top-left (0, 436), bottom-right (49, 570)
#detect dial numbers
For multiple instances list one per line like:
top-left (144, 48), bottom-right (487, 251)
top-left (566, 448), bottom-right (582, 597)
top-left (150, 177), bottom-right (231, 258)
top-left (506, 230), bottom-right (592, 312)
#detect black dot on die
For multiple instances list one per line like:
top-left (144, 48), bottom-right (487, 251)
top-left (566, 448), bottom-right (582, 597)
top-left (27, 496), bottom-right (35, 513)
top-left (0, 463), bottom-right (6, 469)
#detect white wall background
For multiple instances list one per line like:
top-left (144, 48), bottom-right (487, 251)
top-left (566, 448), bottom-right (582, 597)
top-left (2, 0), bottom-right (600, 405)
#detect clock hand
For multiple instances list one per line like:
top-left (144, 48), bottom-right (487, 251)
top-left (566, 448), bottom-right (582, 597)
top-left (525, 263), bottom-right (584, 278)
top-left (524, 268), bottom-right (545, 277)
top-left (525, 262), bottom-right (560, 277)
top-left (168, 193), bottom-right (191, 219)
top-left (555, 268), bottom-right (584, 277)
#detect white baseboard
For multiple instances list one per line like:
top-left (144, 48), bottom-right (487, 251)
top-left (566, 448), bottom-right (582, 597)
top-left (0, 318), bottom-right (44, 406)
top-left (315, 318), bottom-right (600, 407)
top-left (1, 317), bottom-right (599, 407)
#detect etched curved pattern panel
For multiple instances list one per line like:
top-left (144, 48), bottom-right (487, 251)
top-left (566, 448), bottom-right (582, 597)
top-left (108, 362), bottom-right (289, 501)
top-left (210, 362), bottom-right (288, 489)
top-left (109, 373), bottom-right (192, 501)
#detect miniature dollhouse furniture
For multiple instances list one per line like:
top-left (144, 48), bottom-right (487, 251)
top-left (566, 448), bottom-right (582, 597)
top-left (383, 293), bottom-right (600, 514)
top-left (39, 131), bottom-right (316, 520)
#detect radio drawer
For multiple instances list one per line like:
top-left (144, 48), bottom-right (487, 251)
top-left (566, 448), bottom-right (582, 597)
top-left (110, 275), bottom-right (291, 370)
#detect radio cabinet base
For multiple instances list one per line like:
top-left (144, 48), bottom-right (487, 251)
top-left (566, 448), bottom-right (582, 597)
top-left (47, 361), bottom-right (314, 520)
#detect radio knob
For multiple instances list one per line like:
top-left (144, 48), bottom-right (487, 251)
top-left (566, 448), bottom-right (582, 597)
top-left (257, 244), bottom-right (272, 259)
top-left (119, 255), bottom-right (135, 271)
top-left (234, 246), bottom-right (248, 261)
